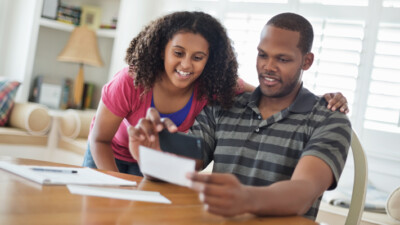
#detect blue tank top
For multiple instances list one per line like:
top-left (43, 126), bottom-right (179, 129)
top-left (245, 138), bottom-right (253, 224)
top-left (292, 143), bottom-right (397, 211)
top-left (151, 93), bottom-right (193, 127)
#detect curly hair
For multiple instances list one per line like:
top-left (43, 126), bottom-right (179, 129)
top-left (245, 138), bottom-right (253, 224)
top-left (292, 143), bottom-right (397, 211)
top-left (125, 11), bottom-right (238, 108)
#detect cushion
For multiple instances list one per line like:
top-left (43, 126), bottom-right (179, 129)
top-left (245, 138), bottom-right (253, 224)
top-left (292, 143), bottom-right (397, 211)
top-left (59, 109), bottom-right (96, 139)
top-left (0, 81), bottom-right (21, 126)
top-left (386, 186), bottom-right (400, 222)
top-left (9, 102), bottom-right (52, 135)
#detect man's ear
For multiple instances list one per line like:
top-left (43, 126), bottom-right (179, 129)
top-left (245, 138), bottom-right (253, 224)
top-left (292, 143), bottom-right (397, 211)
top-left (302, 52), bottom-right (314, 70)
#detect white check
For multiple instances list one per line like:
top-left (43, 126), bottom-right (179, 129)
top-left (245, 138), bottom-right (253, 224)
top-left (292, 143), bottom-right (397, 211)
top-left (139, 146), bottom-right (195, 187)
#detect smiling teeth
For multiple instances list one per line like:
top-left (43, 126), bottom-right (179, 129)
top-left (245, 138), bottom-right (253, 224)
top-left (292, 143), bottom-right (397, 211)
top-left (177, 70), bottom-right (191, 76)
top-left (264, 77), bottom-right (275, 81)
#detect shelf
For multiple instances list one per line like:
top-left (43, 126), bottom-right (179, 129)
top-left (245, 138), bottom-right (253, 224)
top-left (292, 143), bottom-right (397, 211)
top-left (39, 18), bottom-right (115, 38)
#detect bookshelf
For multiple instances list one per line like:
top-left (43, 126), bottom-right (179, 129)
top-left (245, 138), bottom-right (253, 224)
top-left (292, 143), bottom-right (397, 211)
top-left (27, 0), bottom-right (121, 110)
top-left (39, 18), bottom-right (116, 38)
top-left (1, 0), bottom-right (164, 109)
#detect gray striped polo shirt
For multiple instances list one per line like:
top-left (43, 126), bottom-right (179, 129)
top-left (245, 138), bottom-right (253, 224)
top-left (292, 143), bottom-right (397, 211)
top-left (190, 86), bottom-right (351, 220)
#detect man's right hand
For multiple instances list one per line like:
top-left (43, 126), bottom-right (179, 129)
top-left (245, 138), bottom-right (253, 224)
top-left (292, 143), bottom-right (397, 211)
top-left (127, 107), bottom-right (177, 162)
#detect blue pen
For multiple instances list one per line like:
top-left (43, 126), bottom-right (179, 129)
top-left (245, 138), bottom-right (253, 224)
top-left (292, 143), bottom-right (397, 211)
top-left (31, 168), bottom-right (78, 174)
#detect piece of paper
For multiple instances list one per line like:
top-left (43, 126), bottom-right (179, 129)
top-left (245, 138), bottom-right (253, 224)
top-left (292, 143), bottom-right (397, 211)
top-left (139, 146), bottom-right (195, 187)
top-left (67, 185), bottom-right (171, 204)
top-left (0, 162), bottom-right (136, 186)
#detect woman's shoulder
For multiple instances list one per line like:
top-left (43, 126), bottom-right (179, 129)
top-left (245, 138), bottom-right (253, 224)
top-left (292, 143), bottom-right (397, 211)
top-left (104, 67), bottom-right (146, 96)
top-left (102, 67), bottom-right (150, 115)
top-left (111, 67), bottom-right (135, 81)
top-left (109, 67), bottom-right (145, 89)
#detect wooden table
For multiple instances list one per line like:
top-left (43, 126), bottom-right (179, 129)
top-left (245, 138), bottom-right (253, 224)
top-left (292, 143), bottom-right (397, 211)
top-left (0, 157), bottom-right (318, 225)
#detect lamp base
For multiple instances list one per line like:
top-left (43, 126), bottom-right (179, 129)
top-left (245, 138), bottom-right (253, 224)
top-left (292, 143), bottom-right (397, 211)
top-left (73, 64), bottom-right (85, 108)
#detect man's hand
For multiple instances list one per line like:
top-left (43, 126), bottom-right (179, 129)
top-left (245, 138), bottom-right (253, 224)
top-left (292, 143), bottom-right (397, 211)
top-left (323, 92), bottom-right (349, 113)
top-left (187, 172), bottom-right (252, 217)
top-left (127, 108), bottom-right (177, 162)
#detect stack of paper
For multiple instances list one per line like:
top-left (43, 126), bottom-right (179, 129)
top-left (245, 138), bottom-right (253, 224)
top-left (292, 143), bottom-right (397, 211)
top-left (0, 161), bottom-right (174, 204)
top-left (0, 162), bottom-right (136, 186)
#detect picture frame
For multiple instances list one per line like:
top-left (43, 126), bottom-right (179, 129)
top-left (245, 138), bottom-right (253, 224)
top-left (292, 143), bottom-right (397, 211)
top-left (80, 5), bottom-right (102, 30)
top-left (41, 0), bottom-right (60, 20)
top-left (39, 83), bottom-right (62, 109)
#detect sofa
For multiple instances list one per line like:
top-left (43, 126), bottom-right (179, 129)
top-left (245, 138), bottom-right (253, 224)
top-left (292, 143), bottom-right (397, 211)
top-left (0, 101), bottom-right (95, 157)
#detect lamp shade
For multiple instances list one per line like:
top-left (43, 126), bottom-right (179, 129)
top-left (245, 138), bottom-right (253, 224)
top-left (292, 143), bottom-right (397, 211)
top-left (57, 26), bottom-right (103, 67)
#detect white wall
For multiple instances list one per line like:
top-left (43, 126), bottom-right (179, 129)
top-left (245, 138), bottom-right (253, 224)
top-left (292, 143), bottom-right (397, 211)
top-left (108, 0), bottom-right (188, 80)
top-left (0, 0), bottom-right (43, 102)
top-left (108, 0), bottom-right (158, 79)
top-left (0, 1), bottom-right (10, 65)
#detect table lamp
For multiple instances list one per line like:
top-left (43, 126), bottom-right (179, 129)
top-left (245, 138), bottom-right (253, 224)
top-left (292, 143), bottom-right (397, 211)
top-left (57, 26), bottom-right (103, 108)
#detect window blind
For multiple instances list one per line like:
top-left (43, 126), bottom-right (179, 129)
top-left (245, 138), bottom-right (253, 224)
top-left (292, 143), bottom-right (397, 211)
top-left (383, 0), bottom-right (400, 7)
top-left (224, 13), bottom-right (270, 85)
top-left (300, 0), bottom-right (368, 6)
top-left (229, 0), bottom-right (287, 3)
top-left (303, 19), bottom-right (364, 117)
top-left (365, 23), bottom-right (400, 133)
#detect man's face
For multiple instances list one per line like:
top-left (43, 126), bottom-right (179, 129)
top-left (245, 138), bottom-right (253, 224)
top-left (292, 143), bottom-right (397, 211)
top-left (256, 25), bottom-right (313, 99)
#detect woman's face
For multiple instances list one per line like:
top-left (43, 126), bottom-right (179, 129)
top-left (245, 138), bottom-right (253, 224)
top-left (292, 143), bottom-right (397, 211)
top-left (162, 32), bottom-right (209, 90)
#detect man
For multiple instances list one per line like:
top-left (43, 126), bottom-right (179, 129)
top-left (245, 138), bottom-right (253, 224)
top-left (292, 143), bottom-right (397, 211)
top-left (128, 12), bottom-right (351, 220)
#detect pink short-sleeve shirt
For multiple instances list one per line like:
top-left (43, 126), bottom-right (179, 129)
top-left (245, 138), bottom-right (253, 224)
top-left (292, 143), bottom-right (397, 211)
top-left (90, 67), bottom-right (208, 162)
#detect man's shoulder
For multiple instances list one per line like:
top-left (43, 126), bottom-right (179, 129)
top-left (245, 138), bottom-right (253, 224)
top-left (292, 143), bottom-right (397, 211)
top-left (233, 92), bottom-right (253, 107)
top-left (205, 92), bottom-right (252, 110)
top-left (312, 97), bottom-right (351, 124)
top-left (200, 92), bottom-right (252, 120)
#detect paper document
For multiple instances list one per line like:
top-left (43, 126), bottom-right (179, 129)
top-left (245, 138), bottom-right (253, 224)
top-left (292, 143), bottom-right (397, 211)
top-left (0, 162), bottom-right (136, 186)
top-left (139, 146), bottom-right (195, 187)
top-left (67, 185), bottom-right (171, 204)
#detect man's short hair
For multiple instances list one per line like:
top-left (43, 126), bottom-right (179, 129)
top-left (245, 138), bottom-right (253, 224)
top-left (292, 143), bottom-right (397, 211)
top-left (267, 12), bottom-right (314, 54)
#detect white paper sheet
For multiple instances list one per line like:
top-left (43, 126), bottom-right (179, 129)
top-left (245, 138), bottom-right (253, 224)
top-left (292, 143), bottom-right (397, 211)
top-left (67, 185), bottom-right (171, 204)
top-left (139, 146), bottom-right (195, 187)
top-left (0, 162), bottom-right (136, 186)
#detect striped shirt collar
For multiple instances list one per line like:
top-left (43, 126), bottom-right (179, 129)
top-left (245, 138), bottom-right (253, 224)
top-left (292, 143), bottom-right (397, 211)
top-left (248, 84), bottom-right (318, 114)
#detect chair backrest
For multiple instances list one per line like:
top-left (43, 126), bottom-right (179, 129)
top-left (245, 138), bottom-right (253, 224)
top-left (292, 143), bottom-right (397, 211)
top-left (345, 129), bottom-right (368, 225)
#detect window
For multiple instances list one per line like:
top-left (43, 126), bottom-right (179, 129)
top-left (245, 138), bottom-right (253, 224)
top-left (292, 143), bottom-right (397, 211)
top-left (304, 19), bottom-right (364, 117)
top-left (224, 12), bottom-right (269, 85)
top-left (366, 23), bottom-right (400, 133)
top-left (300, 0), bottom-right (368, 6)
top-left (383, 0), bottom-right (400, 7)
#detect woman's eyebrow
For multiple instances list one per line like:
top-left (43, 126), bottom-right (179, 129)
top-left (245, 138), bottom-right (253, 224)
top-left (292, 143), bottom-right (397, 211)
top-left (172, 45), bottom-right (208, 56)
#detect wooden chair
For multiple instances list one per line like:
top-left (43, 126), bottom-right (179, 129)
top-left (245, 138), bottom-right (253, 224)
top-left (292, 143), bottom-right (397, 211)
top-left (317, 129), bottom-right (368, 225)
top-left (345, 129), bottom-right (368, 225)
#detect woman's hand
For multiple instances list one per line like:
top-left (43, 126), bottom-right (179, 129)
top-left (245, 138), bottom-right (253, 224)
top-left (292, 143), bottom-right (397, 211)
top-left (323, 92), bottom-right (349, 114)
top-left (127, 108), bottom-right (177, 162)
